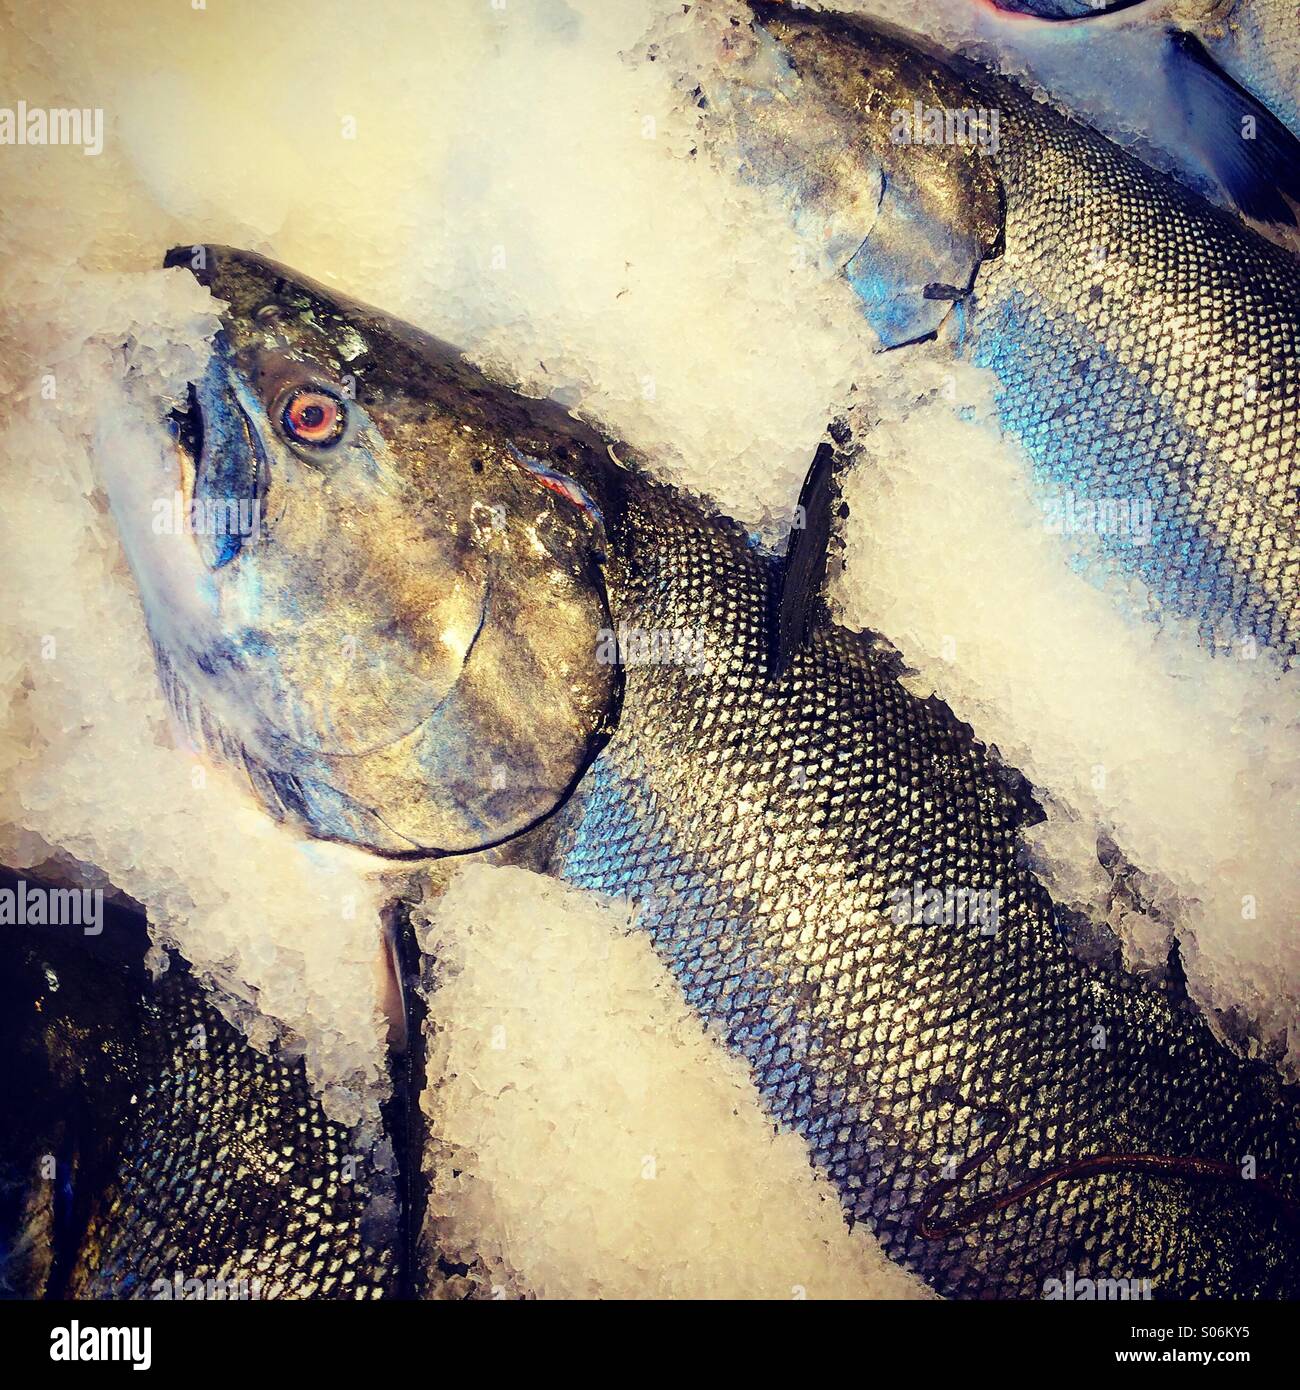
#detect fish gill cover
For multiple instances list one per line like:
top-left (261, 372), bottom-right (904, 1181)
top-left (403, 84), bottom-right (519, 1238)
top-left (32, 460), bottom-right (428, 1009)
top-left (0, 0), bottom-right (1296, 1300)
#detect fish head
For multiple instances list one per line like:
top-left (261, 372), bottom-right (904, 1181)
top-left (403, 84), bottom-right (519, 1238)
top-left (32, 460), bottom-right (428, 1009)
top-left (114, 245), bottom-right (620, 857)
top-left (687, 2), bottom-right (890, 272)
top-left (735, 2), bottom-right (1006, 347)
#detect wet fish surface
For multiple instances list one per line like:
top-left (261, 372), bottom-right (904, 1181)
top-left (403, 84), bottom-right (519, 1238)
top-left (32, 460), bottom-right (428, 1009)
top-left (977, 0), bottom-right (1300, 144)
top-left (0, 876), bottom-right (398, 1299)
top-left (709, 3), bottom-right (1300, 657)
top-left (950, 0), bottom-right (1300, 240)
top-left (68, 246), bottom-right (1300, 1299)
top-left (547, 428), bottom-right (1300, 1300)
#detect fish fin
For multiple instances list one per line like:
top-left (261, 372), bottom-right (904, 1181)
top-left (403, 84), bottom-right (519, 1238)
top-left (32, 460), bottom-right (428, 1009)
top-left (975, 0), bottom-right (1165, 20)
top-left (1164, 29), bottom-right (1300, 231)
top-left (770, 440), bottom-right (838, 678)
top-left (843, 163), bottom-right (1003, 350)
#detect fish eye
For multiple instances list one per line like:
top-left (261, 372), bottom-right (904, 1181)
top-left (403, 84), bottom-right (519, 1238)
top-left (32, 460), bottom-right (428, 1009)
top-left (281, 388), bottom-right (346, 447)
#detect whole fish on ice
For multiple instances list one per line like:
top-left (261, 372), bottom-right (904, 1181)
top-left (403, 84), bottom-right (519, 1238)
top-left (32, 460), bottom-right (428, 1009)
top-left (82, 245), bottom-right (1300, 1299)
top-left (956, 0), bottom-right (1300, 235)
top-left (697, 2), bottom-right (1300, 657)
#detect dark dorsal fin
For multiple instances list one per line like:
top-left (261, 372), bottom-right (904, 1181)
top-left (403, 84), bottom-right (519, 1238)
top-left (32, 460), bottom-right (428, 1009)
top-left (1165, 30), bottom-right (1300, 233)
top-left (770, 440), bottom-right (839, 678)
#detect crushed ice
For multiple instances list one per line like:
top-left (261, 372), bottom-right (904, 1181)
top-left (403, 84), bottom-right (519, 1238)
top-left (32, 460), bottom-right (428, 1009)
top-left (1, 0), bottom-right (1297, 1301)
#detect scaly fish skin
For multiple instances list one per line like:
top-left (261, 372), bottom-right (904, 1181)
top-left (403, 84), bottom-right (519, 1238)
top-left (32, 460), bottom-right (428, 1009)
top-left (88, 247), bottom-right (1300, 1299)
top-left (976, 0), bottom-right (1300, 143)
top-left (0, 891), bottom-right (398, 1300)
top-left (552, 462), bottom-right (1300, 1299)
top-left (734, 3), bottom-right (1300, 656)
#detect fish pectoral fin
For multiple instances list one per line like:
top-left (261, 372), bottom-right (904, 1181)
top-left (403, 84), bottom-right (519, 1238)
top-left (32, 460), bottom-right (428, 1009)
top-left (1165, 28), bottom-right (1300, 231)
top-left (843, 162), bottom-right (1003, 350)
top-left (770, 437), bottom-right (841, 678)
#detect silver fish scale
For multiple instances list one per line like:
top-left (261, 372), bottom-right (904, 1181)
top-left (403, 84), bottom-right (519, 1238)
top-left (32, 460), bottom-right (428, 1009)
top-left (67, 967), bottom-right (397, 1300)
top-left (964, 64), bottom-right (1300, 654)
top-left (556, 475), bottom-right (1300, 1298)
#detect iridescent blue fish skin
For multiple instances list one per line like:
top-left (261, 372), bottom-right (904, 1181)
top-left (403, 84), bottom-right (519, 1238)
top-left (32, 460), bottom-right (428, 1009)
top-left (553, 465), bottom-right (1300, 1299)
top-left (739, 3), bottom-right (1300, 655)
top-left (92, 244), bottom-right (1300, 1300)
top-left (966, 90), bottom-right (1300, 653)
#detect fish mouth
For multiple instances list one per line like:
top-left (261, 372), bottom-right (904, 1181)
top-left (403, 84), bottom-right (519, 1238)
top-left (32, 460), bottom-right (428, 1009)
top-left (166, 380), bottom-right (204, 491)
top-left (165, 367), bottom-right (274, 556)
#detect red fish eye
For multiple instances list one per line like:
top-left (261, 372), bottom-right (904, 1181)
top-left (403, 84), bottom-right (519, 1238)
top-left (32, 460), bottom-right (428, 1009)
top-left (283, 389), bottom-right (344, 446)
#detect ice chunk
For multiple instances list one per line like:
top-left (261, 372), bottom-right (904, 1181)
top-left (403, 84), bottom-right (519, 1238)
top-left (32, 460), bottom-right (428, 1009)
top-left (418, 864), bottom-right (930, 1299)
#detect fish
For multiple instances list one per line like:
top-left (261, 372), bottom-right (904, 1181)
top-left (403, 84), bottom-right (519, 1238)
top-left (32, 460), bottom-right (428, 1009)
top-left (972, 0), bottom-right (1300, 140)
top-left (89, 244), bottom-right (1300, 1299)
top-left (979, 0), bottom-right (1146, 15)
top-left (1204, 0), bottom-right (1300, 141)
top-left (956, 0), bottom-right (1300, 237)
top-left (105, 244), bottom-right (622, 858)
top-left (702, 1), bottom-right (1300, 660)
top-left (0, 871), bottom-right (400, 1300)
